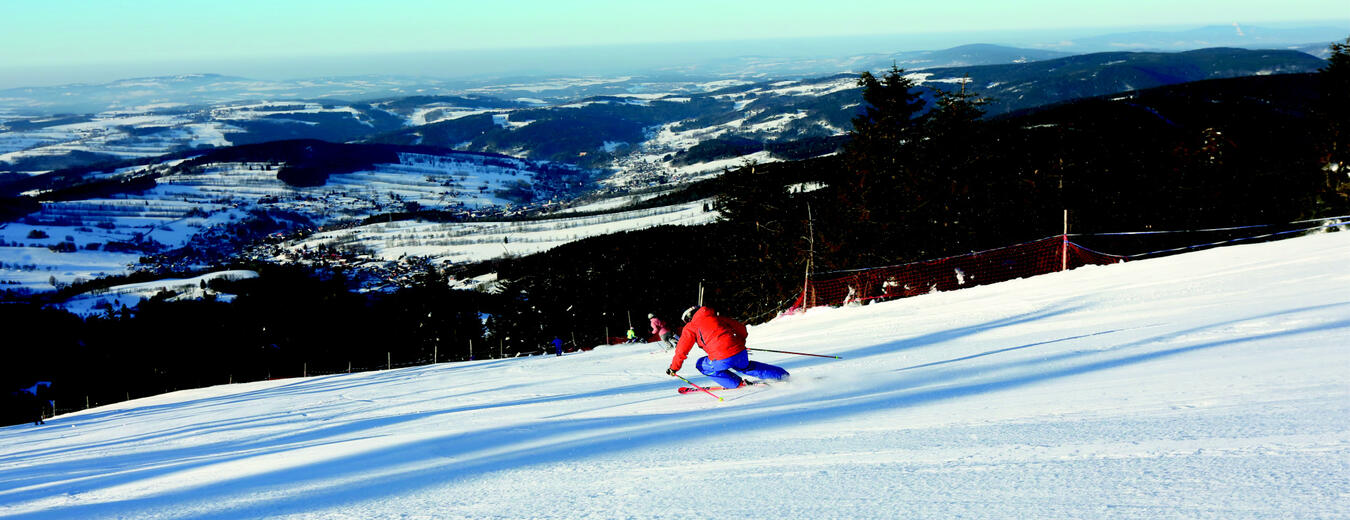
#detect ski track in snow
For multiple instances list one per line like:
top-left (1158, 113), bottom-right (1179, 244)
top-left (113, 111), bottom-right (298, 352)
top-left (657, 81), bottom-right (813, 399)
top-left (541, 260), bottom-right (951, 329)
top-left (0, 232), bottom-right (1347, 518)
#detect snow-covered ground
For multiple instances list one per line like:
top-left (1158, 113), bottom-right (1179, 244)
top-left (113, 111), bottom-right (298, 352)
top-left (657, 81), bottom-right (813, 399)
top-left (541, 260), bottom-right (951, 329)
top-left (0, 152), bottom-right (591, 293)
top-left (290, 199), bottom-right (718, 265)
top-left (59, 270), bottom-right (258, 316)
top-left (1, 231), bottom-right (1347, 518)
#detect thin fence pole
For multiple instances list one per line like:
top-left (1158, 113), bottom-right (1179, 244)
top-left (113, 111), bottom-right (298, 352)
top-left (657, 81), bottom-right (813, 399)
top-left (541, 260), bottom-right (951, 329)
top-left (804, 202), bottom-right (814, 310)
top-left (1061, 209), bottom-right (1069, 272)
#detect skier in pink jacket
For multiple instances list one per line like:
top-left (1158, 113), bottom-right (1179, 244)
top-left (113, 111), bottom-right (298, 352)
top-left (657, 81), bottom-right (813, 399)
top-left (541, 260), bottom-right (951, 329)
top-left (649, 313), bottom-right (677, 350)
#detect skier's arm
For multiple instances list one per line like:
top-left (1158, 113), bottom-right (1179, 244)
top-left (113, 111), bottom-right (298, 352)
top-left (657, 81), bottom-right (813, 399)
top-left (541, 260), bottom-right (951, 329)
top-left (669, 324), bottom-right (697, 372)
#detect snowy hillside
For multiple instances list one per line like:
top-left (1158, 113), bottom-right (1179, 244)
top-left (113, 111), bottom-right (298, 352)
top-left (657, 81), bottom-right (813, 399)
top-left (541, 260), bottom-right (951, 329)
top-left (1, 230), bottom-right (1346, 518)
top-left (0, 101), bottom-right (398, 174)
top-left (289, 199), bottom-right (718, 266)
top-left (59, 270), bottom-right (258, 317)
top-left (0, 150), bottom-right (597, 294)
top-left (0, 112), bottom-right (230, 168)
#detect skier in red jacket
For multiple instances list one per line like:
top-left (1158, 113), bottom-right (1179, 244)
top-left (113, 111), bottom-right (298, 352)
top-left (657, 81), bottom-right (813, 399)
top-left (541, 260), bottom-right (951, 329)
top-left (666, 305), bottom-right (788, 388)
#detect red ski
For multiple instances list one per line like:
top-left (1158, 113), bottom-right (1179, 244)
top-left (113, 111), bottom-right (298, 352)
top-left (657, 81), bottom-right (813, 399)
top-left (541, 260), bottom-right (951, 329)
top-left (676, 381), bottom-right (764, 394)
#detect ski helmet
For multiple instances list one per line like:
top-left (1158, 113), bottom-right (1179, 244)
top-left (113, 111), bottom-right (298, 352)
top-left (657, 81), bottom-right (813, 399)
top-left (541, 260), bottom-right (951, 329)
top-left (647, 313), bottom-right (654, 319)
top-left (681, 305), bottom-right (700, 322)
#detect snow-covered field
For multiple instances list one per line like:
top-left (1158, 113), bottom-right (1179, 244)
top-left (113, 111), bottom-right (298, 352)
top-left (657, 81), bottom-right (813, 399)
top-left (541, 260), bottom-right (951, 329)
top-left (291, 199), bottom-right (718, 265)
top-left (1, 231), bottom-right (1347, 519)
top-left (0, 103), bottom-right (336, 169)
top-left (0, 152), bottom-right (593, 292)
top-left (0, 113), bottom-right (223, 166)
top-left (59, 270), bottom-right (258, 316)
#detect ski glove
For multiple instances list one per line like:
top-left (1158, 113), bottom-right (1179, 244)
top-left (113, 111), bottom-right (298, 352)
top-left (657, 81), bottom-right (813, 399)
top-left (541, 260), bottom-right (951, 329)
top-left (666, 368), bottom-right (677, 376)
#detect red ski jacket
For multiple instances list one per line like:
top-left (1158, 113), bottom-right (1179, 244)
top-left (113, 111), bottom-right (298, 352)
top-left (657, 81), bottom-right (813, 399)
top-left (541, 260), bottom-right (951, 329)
top-left (669, 307), bottom-right (748, 372)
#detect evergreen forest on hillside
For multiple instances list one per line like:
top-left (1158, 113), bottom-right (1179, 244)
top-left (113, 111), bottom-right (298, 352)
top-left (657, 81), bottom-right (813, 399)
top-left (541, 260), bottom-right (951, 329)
top-left (2, 41), bottom-right (1348, 426)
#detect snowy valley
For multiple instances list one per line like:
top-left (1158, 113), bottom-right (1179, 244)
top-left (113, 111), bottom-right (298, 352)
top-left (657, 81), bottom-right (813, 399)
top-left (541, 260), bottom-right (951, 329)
top-left (0, 146), bottom-right (692, 301)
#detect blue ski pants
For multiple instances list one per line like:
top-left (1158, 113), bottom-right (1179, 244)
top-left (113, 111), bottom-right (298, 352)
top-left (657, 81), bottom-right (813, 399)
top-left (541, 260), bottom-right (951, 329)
top-left (695, 350), bottom-right (789, 388)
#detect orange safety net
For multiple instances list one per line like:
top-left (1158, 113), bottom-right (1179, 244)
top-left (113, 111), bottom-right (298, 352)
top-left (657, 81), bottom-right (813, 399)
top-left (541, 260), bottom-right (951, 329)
top-left (789, 236), bottom-right (1124, 311)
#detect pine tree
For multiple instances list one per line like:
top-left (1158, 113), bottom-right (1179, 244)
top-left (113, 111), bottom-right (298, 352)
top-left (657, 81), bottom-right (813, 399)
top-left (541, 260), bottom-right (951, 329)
top-left (830, 65), bottom-right (927, 265)
top-left (850, 65), bottom-right (926, 155)
top-left (920, 79), bottom-right (987, 142)
top-left (911, 81), bottom-right (993, 253)
top-left (1319, 37), bottom-right (1350, 210)
top-left (713, 163), bottom-right (790, 233)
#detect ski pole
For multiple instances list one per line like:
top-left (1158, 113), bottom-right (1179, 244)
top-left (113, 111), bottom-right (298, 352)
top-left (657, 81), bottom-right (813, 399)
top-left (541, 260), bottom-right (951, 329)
top-left (673, 373), bottom-right (722, 401)
top-left (746, 347), bottom-right (842, 359)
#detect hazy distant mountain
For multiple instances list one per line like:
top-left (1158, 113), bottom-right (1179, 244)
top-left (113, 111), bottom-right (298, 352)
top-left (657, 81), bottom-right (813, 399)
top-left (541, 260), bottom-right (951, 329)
top-left (884, 44), bottom-right (1074, 69)
top-left (1040, 24), bottom-right (1348, 53)
top-left (666, 43), bottom-right (1072, 77)
top-left (0, 44), bottom-right (1073, 115)
top-left (0, 74), bottom-right (480, 114)
top-left (4, 29), bottom-right (1334, 116)
top-left (1294, 41), bottom-right (1344, 60)
top-left (911, 47), bottom-right (1327, 115)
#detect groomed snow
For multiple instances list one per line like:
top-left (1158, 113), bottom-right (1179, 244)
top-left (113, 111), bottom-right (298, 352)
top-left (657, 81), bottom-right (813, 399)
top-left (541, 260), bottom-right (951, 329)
top-left (1, 231), bottom-right (1347, 519)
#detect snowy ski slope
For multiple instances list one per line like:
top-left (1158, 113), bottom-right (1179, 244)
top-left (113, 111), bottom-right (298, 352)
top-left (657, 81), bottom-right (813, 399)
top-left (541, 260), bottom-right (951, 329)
top-left (0, 231), bottom-right (1347, 518)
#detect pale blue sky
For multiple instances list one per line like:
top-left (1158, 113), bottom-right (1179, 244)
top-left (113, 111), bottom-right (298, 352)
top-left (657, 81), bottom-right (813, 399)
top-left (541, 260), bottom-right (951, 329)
top-left (0, 0), bottom-right (1344, 87)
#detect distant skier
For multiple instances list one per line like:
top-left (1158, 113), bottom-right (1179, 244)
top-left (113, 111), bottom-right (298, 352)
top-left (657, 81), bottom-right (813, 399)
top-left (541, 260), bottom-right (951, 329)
top-left (552, 337), bottom-right (564, 357)
top-left (649, 313), bottom-right (677, 350)
top-left (666, 306), bottom-right (788, 388)
top-left (625, 327), bottom-right (640, 344)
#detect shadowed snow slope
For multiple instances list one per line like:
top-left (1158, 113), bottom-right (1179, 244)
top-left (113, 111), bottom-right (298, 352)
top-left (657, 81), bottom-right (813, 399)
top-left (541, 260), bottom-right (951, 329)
top-left (1, 232), bottom-right (1348, 519)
